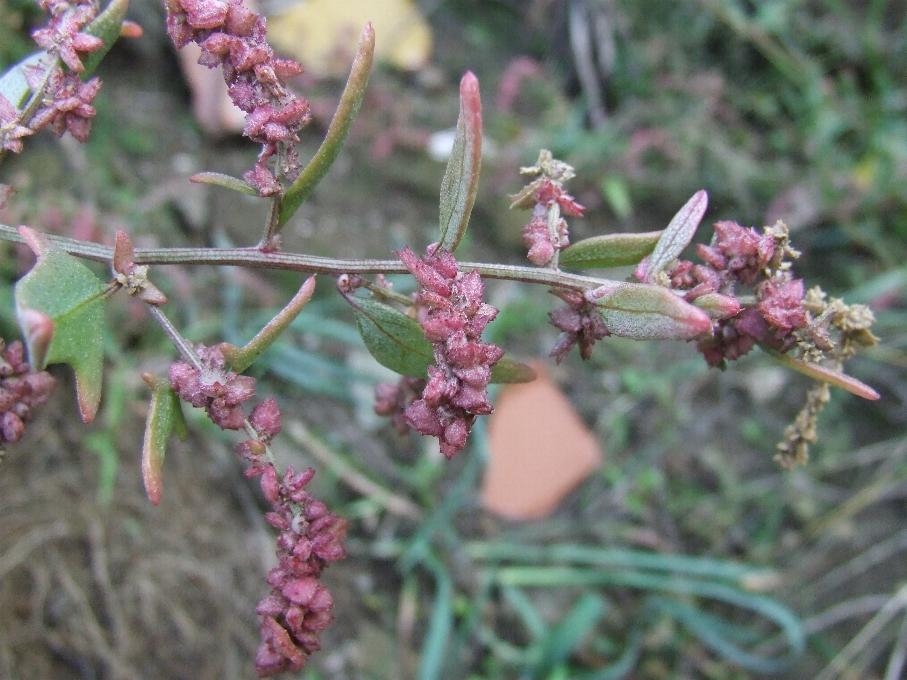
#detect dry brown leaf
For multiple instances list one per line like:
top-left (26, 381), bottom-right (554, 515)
top-left (482, 363), bottom-right (602, 520)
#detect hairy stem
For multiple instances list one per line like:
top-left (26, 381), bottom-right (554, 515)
top-left (0, 223), bottom-right (610, 290)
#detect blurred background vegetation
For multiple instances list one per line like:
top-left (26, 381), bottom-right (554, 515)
top-left (0, 0), bottom-right (905, 678)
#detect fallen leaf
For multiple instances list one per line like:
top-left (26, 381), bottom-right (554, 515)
top-left (482, 364), bottom-right (602, 520)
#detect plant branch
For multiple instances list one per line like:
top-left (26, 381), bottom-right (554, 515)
top-left (0, 223), bottom-right (610, 290)
top-left (145, 304), bottom-right (204, 372)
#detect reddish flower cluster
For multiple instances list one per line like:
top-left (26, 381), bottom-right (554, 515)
top-left (169, 344), bottom-right (256, 429)
top-left (0, 0), bottom-right (104, 153)
top-left (651, 220), bottom-right (809, 367)
top-left (0, 339), bottom-right (55, 446)
top-left (548, 288), bottom-right (610, 363)
top-left (511, 150), bottom-right (585, 267)
top-left (397, 246), bottom-right (503, 458)
top-left (32, 0), bottom-right (103, 73)
top-left (163, 0), bottom-right (310, 195)
top-left (0, 96), bottom-right (33, 154)
top-left (29, 70), bottom-right (102, 143)
top-left (373, 376), bottom-right (425, 435)
top-left (237, 406), bottom-right (346, 677)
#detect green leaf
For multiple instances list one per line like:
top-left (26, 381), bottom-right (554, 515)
top-left (278, 23), bottom-right (375, 226)
top-left (559, 231), bottom-right (662, 270)
top-left (141, 376), bottom-right (186, 506)
top-left (352, 297), bottom-right (433, 378)
top-left (438, 71), bottom-right (483, 252)
top-left (222, 276), bottom-right (317, 372)
top-left (81, 0), bottom-right (130, 76)
top-left (645, 190), bottom-right (708, 281)
top-left (15, 232), bottom-right (108, 422)
top-left (491, 357), bottom-right (536, 383)
top-left (601, 176), bottom-right (632, 219)
top-left (190, 172), bottom-right (260, 196)
top-left (352, 297), bottom-right (534, 383)
top-left (588, 282), bottom-right (712, 340)
top-left (0, 52), bottom-right (49, 109)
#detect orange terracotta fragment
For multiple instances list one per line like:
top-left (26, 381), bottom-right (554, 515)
top-left (482, 363), bottom-right (603, 520)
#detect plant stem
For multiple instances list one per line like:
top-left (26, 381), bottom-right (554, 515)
top-left (145, 304), bottom-right (204, 372)
top-left (0, 223), bottom-right (611, 290)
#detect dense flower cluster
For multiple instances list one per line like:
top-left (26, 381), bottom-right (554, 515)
top-left (647, 219), bottom-right (809, 367)
top-left (32, 0), bottom-right (103, 73)
top-left (510, 149), bottom-right (585, 266)
top-left (548, 288), bottom-right (610, 363)
top-left (373, 376), bottom-right (425, 435)
top-left (396, 246), bottom-right (503, 458)
top-left (163, 0), bottom-right (310, 195)
top-left (169, 343), bottom-right (256, 429)
top-left (0, 0), bottom-right (103, 153)
top-left (0, 339), bottom-right (55, 447)
top-left (29, 70), bottom-right (102, 143)
top-left (236, 404), bottom-right (346, 677)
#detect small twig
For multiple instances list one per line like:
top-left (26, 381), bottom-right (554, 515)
top-left (144, 304), bottom-right (204, 372)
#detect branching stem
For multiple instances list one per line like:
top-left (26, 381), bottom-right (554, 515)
top-left (0, 223), bottom-right (610, 290)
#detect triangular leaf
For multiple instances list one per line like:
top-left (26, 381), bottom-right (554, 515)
top-left (438, 72), bottom-right (482, 252)
top-left (645, 190), bottom-right (708, 281)
top-left (15, 236), bottom-right (108, 422)
top-left (559, 231), bottom-right (662, 270)
top-left (352, 297), bottom-right (533, 383)
top-left (141, 375), bottom-right (187, 506)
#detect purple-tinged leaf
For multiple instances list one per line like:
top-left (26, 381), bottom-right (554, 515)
top-left (770, 351), bottom-right (880, 400)
top-left (692, 292), bottom-right (742, 320)
top-left (559, 231), bottom-right (662, 270)
top-left (278, 23), bottom-right (375, 226)
top-left (190, 172), bottom-right (259, 197)
top-left (587, 282), bottom-right (712, 340)
top-left (15, 226), bottom-right (108, 422)
top-left (645, 190), bottom-right (708, 281)
top-left (112, 229), bottom-right (134, 275)
top-left (438, 71), bottom-right (483, 252)
top-left (222, 276), bottom-right (317, 373)
top-left (141, 373), bottom-right (187, 506)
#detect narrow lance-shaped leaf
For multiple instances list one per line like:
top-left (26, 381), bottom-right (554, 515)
top-left (278, 23), bottom-right (375, 226)
top-left (351, 297), bottom-right (534, 383)
top-left (81, 0), bottom-right (130, 76)
top-left (559, 231), bottom-right (662, 270)
top-left (141, 374), bottom-right (188, 506)
top-left (437, 71), bottom-right (483, 252)
top-left (222, 276), bottom-right (317, 372)
top-left (588, 281), bottom-right (712, 340)
top-left (643, 190), bottom-right (708, 281)
top-left (14, 227), bottom-right (108, 422)
top-left (769, 351), bottom-right (880, 400)
top-left (190, 172), bottom-right (259, 197)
